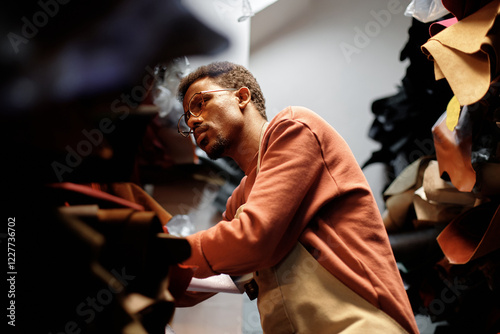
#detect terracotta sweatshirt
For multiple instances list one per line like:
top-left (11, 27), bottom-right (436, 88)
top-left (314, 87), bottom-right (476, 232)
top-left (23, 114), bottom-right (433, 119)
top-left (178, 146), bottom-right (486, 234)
top-left (185, 106), bottom-right (419, 333)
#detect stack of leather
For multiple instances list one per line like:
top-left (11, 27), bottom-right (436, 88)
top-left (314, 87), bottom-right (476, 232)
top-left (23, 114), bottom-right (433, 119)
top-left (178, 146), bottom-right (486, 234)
top-left (2, 0), bottom-right (230, 332)
top-left (381, 1), bottom-right (500, 331)
top-left (15, 182), bottom-right (193, 333)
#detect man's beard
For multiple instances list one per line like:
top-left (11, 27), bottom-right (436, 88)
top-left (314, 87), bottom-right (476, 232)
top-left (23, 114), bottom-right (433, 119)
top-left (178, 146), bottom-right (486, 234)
top-left (206, 134), bottom-right (230, 160)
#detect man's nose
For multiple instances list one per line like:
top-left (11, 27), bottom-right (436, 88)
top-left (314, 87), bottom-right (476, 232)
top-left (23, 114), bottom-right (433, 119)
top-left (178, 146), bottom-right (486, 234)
top-left (186, 113), bottom-right (203, 129)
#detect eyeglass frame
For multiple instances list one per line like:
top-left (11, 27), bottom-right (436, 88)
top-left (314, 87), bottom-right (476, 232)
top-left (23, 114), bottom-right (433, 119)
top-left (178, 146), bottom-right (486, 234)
top-left (177, 88), bottom-right (239, 137)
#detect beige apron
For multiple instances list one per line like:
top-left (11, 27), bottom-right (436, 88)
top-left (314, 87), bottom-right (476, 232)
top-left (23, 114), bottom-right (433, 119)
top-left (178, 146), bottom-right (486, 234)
top-left (236, 123), bottom-right (408, 333)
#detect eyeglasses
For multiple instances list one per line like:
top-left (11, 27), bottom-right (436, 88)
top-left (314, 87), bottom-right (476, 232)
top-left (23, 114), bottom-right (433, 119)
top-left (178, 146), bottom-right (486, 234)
top-left (177, 88), bottom-right (238, 137)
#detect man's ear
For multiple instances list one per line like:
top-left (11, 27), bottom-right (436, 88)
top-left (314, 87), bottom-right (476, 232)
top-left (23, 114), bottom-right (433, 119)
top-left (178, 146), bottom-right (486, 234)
top-left (237, 87), bottom-right (251, 109)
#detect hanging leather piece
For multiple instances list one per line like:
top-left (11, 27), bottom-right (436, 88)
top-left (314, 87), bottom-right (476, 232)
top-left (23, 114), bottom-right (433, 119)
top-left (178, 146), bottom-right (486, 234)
top-left (432, 110), bottom-right (476, 192)
top-left (437, 201), bottom-right (500, 264)
top-left (421, 0), bottom-right (500, 106)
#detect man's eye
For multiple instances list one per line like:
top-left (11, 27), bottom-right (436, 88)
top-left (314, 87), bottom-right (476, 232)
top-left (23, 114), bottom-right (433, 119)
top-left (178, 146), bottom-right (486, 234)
top-left (191, 97), bottom-right (203, 110)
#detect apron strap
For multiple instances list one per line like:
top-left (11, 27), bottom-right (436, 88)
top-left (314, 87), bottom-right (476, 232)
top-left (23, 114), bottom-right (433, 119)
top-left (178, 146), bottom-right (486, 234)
top-left (257, 122), bottom-right (269, 175)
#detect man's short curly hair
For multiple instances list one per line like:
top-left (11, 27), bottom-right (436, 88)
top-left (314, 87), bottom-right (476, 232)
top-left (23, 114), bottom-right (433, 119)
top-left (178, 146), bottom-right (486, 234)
top-left (177, 61), bottom-right (266, 119)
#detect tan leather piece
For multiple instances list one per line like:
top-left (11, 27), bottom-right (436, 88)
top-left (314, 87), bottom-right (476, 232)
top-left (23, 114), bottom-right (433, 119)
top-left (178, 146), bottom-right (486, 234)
top-left (423, 161), bottom-right (477, 206)
top-left (382, 157), bottom-right (433, 231)
top-left (421, 0), bottom-right (500, 106)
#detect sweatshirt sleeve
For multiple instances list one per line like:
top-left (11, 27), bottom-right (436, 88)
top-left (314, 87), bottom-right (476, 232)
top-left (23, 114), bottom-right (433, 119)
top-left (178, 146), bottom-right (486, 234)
top-left (184, 117), bottom-right (334, 278)
top-left (222, 176), bottom-right (247, 221)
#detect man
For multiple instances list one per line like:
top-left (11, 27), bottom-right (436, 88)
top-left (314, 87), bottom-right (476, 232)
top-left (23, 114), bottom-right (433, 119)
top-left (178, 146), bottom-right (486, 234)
top-left (176, 61), bottom-right (418, 333)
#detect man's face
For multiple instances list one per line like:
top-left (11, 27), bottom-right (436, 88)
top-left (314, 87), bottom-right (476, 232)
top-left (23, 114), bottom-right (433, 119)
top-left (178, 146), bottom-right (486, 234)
top-left (183, 78), bottom-right (243, 160)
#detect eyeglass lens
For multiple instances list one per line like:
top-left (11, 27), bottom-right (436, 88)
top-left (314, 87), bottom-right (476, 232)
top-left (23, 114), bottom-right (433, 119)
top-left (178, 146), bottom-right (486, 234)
top-left (177, 92), bottom-right (204, 137)
top-left (178, 89), bottom-right (238, 137)
top-left (188, 93), bottom-right (204, 117)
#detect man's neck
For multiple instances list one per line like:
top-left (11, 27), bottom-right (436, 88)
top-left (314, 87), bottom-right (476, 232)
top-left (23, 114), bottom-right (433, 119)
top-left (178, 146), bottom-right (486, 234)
top-left (230, 119), bottom-right (267, 173)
